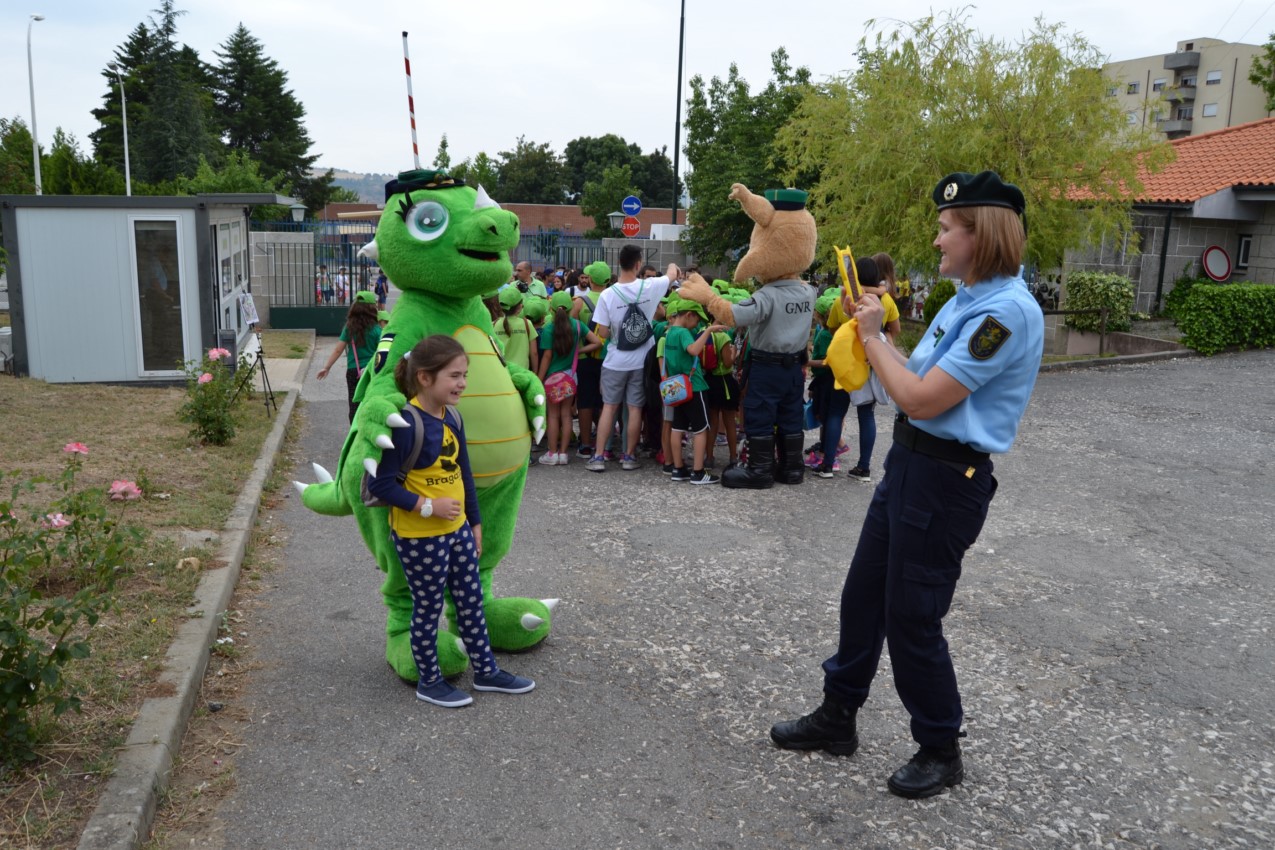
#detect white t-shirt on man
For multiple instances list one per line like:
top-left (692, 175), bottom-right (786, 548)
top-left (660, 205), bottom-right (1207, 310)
top-left (590, 275), bottom-right (673, 371)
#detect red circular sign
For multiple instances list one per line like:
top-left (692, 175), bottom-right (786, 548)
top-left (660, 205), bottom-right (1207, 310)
top-left (621, 216), bottom-right (641, 238)
top-left (1202, 245), bottom-right (1231, 281)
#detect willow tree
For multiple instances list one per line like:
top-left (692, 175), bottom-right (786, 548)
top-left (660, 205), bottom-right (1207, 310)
top-left (776, 13), bottom-right (1170, 274)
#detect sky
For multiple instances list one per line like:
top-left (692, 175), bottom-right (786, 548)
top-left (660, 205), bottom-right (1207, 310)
top-left (3, 0), bottom-right (1274, 181)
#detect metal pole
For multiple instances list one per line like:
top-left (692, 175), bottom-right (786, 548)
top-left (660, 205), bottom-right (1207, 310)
top-left (402, 31), bottom-right (421, 170)
top-left (27, 14), bottom-right (45, 195)
top-left (110, 64), bottom-right (132, 196)
top-left (670, 0), bottom-right (686, 224)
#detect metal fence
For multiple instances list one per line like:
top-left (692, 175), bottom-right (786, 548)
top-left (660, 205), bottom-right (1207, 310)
top-left (252, 221), bottom-right (378, 308)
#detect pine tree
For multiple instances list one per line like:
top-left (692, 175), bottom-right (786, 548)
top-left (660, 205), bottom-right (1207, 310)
top-left (213, 23), bottom-right (317, 187)
top-left (90, 24), bottom-right (155, 173)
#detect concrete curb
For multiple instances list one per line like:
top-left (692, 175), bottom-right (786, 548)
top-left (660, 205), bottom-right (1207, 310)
top-left (76, 348), bottom-right (312, 850)
top-left (1038, 347), bottom-right (1198, 372)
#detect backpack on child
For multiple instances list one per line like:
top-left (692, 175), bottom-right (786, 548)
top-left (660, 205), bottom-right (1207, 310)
top-left (360, 405), bottom-right (462, 507)
top-left (612, 281), bottom-right (653, 351)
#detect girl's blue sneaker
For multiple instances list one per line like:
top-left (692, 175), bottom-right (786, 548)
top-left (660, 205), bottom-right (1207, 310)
top-left (416, 679), bottom-right (473, 708)
top-left (473, 670), bottom-right (536, 694)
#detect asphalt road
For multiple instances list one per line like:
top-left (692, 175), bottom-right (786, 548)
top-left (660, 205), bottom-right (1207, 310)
top-left (209, 347), bottom-right (1275, 850)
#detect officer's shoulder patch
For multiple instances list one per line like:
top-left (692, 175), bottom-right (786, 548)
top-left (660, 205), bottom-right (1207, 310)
top-left (968, 315), bottom-right (1012, 360)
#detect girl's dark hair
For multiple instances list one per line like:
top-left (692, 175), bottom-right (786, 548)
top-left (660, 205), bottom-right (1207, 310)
top-left (346, 301), bottom-right (379, 348)
top-left (394, 335), bottom-right (467, 397)
top-left (871, 252), bottom-right (897, 290)
top-left (855, 257), bottom-right (880, 289)
top-left (551, 305), bottom-right (575, 356)
top-left (565, 269), bottom-right (581, 293)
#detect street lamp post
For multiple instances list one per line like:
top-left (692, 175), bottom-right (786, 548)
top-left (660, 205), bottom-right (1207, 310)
top-left (27, 14), bottom-right (45, 195)
top-left (108, 63), bottom-right (132, 196)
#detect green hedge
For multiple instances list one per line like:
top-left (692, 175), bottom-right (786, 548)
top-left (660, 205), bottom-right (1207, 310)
top-left (1164, 275), bottom-right (1212, 320)
top-left (922, 279), bottom-right (956, 326)
top-left (1063, 271), bottom-right (1134, 333)
top-left (1177, 283), bottom-right (1275, 355)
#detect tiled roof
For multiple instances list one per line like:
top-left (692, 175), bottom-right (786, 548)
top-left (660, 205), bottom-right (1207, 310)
top-left (1134, 116), bottom-right (1275, 203)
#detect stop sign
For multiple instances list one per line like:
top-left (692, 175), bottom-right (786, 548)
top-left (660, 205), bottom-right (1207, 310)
top-left (621, 216), bottom-right (641, 238)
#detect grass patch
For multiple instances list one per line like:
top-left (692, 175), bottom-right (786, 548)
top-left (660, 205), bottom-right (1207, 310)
top-left (1, 311), bottom-right (9, 329)
top-left (257, 329), bottom-right (313, 360)
top-left (0, 374), bottom-right (287, 848)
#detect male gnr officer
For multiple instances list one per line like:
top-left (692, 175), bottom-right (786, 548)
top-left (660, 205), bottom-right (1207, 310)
top-left (770, 171), bottom-right (1044, 799)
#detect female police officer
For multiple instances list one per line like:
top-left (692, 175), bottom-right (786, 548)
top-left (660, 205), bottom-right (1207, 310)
top-left (770, 171), bottom-right (1044, 798)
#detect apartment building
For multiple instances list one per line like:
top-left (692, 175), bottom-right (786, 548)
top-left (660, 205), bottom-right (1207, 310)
top-left (1104, 37), bottom-right (1271, 139)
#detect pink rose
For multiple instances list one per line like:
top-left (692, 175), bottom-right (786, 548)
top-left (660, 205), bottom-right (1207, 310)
top-left (43, 513), bottom-right (71, 529)
top-left (63, 442), bottom-right (89, 455)
top-left (208, 347), bottom-right (232, 360)
top-left (108, 480), bottom-right (143, 501)
top-left (198, 373), bottom-right (214, 384)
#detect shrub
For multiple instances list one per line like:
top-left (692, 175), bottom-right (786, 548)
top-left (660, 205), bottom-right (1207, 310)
top-left (1063, 271), bottom-right (1135, 333)
top-left (1177, 283), bottom-right (1275, 355)
top-left (1164, 274), bottom-right (1213, 320)
top-left (1, 445), bottom-right (145, 766)
top-left (922, 279), bottom-right (956, 327)
top-left (178, 348), bottom-right (254, 446)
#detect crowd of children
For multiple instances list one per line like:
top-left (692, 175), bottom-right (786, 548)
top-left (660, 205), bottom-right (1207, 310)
top-left (480, 253), bottom-right (906, 485)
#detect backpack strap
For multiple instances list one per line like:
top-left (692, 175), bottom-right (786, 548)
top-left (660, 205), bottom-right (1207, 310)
top-left (397, 405), bottom-right (427, 482)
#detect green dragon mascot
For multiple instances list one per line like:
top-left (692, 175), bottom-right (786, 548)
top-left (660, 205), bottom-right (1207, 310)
top-left (296, 169), bottom-right (554, 680)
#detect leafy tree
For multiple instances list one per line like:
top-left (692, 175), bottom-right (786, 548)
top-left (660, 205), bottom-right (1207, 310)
top-left (1249, 32), bottom-right (1275, 111)
top-left (452, 152), bottom-right (499, 193)
top-left (133, 1), bottom-right (218, 183)
top-left (433, 134), bottom-right (451, 170)
top-left (683, 48), bottom-right (812, 266)
top-left (42, 129), bottom-right (125, 196)
top-left (90, 24), bottom-right (156, 174)
top-left (212, 24), bottom-right (316, 188)
top-left (291, 168), bottom-right (358, 215)
top-left (775, 13), bottom-right (1170, 274)
top-left (563, 134), bottom-right (679, 207)
top-left (579, 164), bottom-right (641, 238)
top-left (0, 117), bottom-right (37, 196)
top-left (495, 137), bottom-right (569, 204)
top-left (173, 151), bottom-right (287, 219)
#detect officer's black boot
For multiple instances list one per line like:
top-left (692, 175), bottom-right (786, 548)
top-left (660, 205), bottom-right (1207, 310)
top-left (774, 432), bottom-right (805, 484)
top-left (770, 693), bottom-right (859, 756)
top-left (887, 736), bottom-right (965, 798)
top-left (722, 435), bottom-right (775, 489)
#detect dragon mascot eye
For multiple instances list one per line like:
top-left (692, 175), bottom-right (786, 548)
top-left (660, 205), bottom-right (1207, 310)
top-left (405, 201), bottom-right (449, 242)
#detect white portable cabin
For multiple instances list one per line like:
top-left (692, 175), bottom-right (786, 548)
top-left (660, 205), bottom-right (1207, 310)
top-left (0, 193), bottom-right (289, 383)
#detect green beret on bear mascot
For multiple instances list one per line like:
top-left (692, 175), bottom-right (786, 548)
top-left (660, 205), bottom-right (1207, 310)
top-left (297, 169), bottom-right (555, 681)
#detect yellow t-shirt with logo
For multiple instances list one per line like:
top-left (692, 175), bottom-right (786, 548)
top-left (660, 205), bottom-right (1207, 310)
top-left (389, 400), bottom-right (467, 539)
top-left (827, 291), bottom-right (899, 331)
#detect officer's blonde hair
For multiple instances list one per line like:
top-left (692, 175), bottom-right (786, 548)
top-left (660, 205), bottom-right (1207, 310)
top-left (948, 206), bottom-right (1025, 283)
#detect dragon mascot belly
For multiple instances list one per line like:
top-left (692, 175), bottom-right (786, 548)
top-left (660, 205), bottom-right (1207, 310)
top-left (296, 169), bottom-right (552, 680)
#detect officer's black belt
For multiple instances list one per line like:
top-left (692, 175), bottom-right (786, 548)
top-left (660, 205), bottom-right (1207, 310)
top-left (893, 415), bottom-right (989, 466)
top-left (749, 349), bottom-right (806, 367)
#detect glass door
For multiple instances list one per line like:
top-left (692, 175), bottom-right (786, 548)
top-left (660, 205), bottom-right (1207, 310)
top-left (132, 219), bottom-right (186, 375)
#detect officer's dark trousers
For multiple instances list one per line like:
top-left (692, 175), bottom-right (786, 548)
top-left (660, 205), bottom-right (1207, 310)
top-left (743, 360), bottom-right (804, 438)
top-left (821, 442), bottom-right (996, 746)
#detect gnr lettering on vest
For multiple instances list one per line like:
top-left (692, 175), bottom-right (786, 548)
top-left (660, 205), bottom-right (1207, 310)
top-left (785, 301), bottom-right (812, 314)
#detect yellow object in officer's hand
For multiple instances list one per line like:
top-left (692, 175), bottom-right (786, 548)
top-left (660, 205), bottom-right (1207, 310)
top-left (827, 315), bottom-right (869, 391)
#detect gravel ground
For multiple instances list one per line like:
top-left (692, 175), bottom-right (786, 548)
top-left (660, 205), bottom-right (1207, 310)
top-left (208, 347), bottom-right (1274, 850)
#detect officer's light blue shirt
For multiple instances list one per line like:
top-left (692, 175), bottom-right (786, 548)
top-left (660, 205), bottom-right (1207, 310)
top-left (905, 275), bottom-right (1044, 454)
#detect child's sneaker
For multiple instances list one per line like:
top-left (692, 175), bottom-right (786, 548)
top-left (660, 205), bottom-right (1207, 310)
top-left (813, 465), bottom-right (837, 479)
top-left (670, 467), bottom-right (691, 482)
top-left (715, 434), bottom-right (728, 446)
top-left (845, 465), bottom-right (871, 482)
top-left (836, 442), bottom-right (851, 459)
top-left (690, 469), bottom-right (720, 485)
top-left (416, 679), bottom-right (473, 708)
top-left (472, 669), bottom-right (536, 694)
top-left (603, 449), bottom-right (619, 462)
top-left (585, 455), bottom-right (607, 472)
top-left (576, 444), bottom-right (594, 458)
top-left (804, 450), bottom-right (823, 469)
top-left (621, 453), bottom-right (641, 470)
top-left (662, 463), bottom-right (675, 475)
top-left (537, 452), bottom-right (558, 466)
top-left (556, 452), bottom-right (569, 465)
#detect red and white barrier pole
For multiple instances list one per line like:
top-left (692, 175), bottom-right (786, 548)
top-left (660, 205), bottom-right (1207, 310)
top-left (402, 30), bottom-right (421, 170)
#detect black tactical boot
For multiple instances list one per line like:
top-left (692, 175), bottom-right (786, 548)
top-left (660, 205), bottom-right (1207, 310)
top-left (769, 693), bottom-right (859, 756)
top-left (887, 736), bottom-right (965, 798)
top-left (774, 432), bottom-right (806, 484)
top-left (723, 435), bottom-right (775, 489)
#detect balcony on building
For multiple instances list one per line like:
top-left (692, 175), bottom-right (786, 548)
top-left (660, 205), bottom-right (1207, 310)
top-left (1163, 85), bottom-right (1197, 103)
top-left (1163, 51), bottom-right (1200, 71)
top-left (1158, 118), bottom-right (1193, 138)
